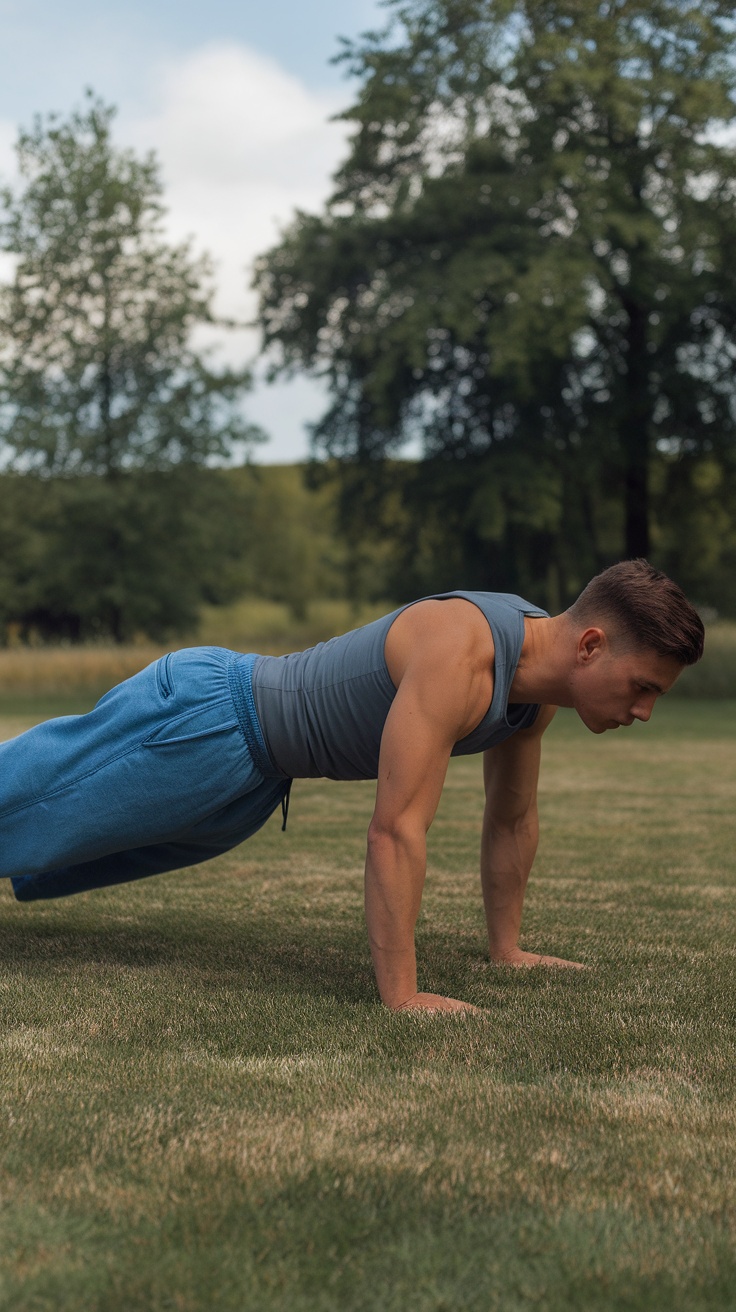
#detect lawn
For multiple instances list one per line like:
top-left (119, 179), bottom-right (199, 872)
top-left (0, 699), bottom-right (734, 1311)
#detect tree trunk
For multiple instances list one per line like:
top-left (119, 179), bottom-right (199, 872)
top-left (621, 297), bottom-right (650, 559)
top-left (101, 276), bottom-right (116, 480)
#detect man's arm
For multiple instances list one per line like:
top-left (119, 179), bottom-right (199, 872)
top-left (482, 708), bottom-right (584, 968)
top-left (366, 621), bottom-right (489, 1013)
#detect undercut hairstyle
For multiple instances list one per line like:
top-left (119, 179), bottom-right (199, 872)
top-left (567, 560), bottom-right (704, 666)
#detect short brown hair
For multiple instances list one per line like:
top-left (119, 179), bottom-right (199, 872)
top-left (567, 560), bottom-right (704, 666)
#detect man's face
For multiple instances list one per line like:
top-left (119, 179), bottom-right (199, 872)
top-left (570, 629), bottom-right (684, 734)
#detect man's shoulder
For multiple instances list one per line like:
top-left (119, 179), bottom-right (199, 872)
top-left (391, 596), bottom-right (494, 648)
top-left (385, 597), bottom-right (494, 690)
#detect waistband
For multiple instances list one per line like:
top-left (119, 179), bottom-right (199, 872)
top-left (227, 652), bottom-right (288, 781)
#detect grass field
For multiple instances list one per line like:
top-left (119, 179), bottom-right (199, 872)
top-left (0, 699), bottom-right (734, 1310)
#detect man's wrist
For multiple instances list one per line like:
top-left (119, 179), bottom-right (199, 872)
top-left (370, 947), bottom-right (418, 1009)
top-left (377, 977), bottom-right (419, 1008)
top-left (488, 942), bottom-right (521, 964)
top-left (387, 992), bottom-right (419, 1011)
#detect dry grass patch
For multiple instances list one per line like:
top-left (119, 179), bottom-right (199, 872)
top-left (0, 645), bottom-right (165, 698)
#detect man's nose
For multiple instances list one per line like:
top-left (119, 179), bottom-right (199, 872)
top-left (632, 697), bottom-right (654, 722)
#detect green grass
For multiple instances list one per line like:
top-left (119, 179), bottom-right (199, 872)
top-left (0, 701), bottom-right (734, 1310)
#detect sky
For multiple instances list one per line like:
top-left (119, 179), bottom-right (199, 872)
top-left (0, 0), bottom-right (387, 461)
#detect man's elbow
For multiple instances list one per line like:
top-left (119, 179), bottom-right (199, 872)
top-left (367, 816), bottom-right (425, 858)
top-left (484, 809), bottom-right (539, 843)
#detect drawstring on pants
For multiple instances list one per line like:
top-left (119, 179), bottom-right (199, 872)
top-left (281, 779), bottom-right (292, 832)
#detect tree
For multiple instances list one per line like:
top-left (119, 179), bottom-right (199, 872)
top-left (0, 469), bottom-right (255, 643)
top-left (255, 0), bottom-right (736, 600)
top-left (0, 93), bottom-right (263, 640)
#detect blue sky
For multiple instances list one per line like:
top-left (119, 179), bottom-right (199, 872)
top-left (0, 0), bottom-right (388, 461)
top-left (0, 0), bottom-right (385, 119)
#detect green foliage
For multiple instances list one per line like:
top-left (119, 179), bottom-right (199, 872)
top-left (224, 465), bottom-right (348, 620)
top-left (0, 93), bottom-right (261, 477)
top-left (0, 93), bottom-right (266, 641)
top-left (655, 453), bottom-right (736, 615)
top-left (255, 0), bottom-right (736, 603)
top-left (0, 468), bottom-right (254, 643)
top-left (0, 461), bottom-right (397, 644)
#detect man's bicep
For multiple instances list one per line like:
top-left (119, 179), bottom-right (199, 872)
top-left (371, 680), bottom-right (455, 835)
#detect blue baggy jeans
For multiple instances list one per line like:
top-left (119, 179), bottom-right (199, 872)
top-left (0, 648), bottom-right (290, 901)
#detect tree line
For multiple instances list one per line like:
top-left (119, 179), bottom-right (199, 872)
top-left (2, 1), bottom-right (736, 642)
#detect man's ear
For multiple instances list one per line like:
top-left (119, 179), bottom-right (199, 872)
top-left (577, 627), bottom-right (607, 663)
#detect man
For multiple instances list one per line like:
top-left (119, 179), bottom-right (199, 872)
top-left (1, 560), bottom-right (703, 1012)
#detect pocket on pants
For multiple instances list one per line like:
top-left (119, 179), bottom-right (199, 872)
top-left (155, 652), bottom-right (176, 700)
top-left (143, 698), bottom-right (237, 746)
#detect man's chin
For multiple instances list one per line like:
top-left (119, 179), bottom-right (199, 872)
top-left (576, 711), bottom-right (614, 734)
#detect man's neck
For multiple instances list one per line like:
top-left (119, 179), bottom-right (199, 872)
top-left (509, 614), bottom-right (576, 707)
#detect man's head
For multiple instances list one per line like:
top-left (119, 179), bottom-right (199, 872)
top-left (564, 559), bottom-right (704, 733)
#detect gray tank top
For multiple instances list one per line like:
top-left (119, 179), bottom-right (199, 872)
top-left (248, 591), bottom-right (548, 782)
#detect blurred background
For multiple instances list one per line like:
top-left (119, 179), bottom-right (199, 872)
top-left (1, 0), bottom-right (735, 699)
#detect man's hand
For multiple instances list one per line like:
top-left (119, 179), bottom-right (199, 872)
top-left (491, 947), bottom-right (586, 969)
top-left (392, 992), bottom-right (483, 1013)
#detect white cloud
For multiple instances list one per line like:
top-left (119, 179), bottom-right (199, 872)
top-left (0, 118), bottom-right (20, 285)
top-left (126, 42), bottom-right (349, 332)
top-left (1, 47), bottom-right (350, 460)
top-left (121, 42), bottom-right (352, 459)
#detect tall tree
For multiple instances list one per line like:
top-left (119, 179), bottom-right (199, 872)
top-left (255, 0), bottom-right (736, 594)
top-left (0, 94), bottom-right (263, 639)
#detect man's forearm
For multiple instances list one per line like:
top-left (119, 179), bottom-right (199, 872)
top-left (364, 826), bottom-right (427, 1008)
top-left (480, 815), bottom-right (539, 960)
